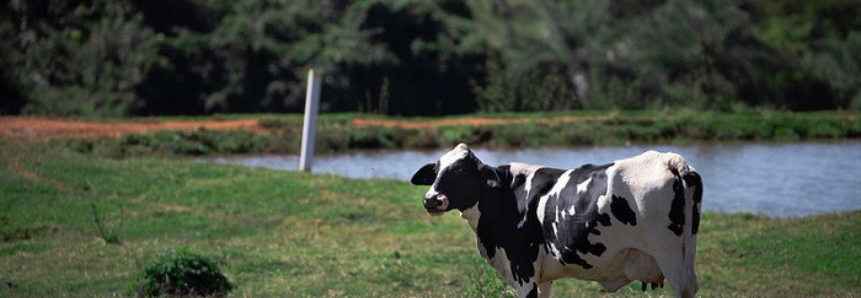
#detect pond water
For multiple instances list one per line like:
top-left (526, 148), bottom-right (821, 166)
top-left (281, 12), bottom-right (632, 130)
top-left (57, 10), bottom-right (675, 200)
top-left (204, 141), bottom-right (861, 217)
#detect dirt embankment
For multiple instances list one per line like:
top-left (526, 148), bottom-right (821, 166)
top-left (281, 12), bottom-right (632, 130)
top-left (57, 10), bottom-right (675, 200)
top-left (351, 115), bottom-right (607, 129)
top-left (6, 113), bottom-right (856, 140)
top-left (1, 115), bottom-right (606, 140)
top-left (0, 117), bottom-right (268, 140)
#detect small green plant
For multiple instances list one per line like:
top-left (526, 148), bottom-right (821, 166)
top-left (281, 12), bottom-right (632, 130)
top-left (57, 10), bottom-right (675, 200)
top-left (90, 203), bottom-right (125, 244)
top-left (465, 258), bottom-right (514, 298)
top-left (1, 215), bottom-right (32, 242)
top-left (90, 200), bottom-right (124, 245)
top-left (136, 248), bottom-right (234, 297)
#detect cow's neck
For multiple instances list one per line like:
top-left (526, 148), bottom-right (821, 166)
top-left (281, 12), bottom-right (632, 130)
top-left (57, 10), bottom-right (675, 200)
top-left (460, 204), bottom-right (482, 231)
top-left (459, 165), bottom-right (520, 233)
top-left (459, 165), bottom-right (542, 261)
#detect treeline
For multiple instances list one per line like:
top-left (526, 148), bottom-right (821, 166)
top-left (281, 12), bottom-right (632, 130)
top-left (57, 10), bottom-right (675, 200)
top-left (1, 0), bottom-right (859, 117)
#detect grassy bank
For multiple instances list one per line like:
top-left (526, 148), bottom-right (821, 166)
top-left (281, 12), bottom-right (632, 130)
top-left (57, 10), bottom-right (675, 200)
top-left (1, 140), bottom-right (858, 297)
top-left (58, 110), bottom-right (861, 158)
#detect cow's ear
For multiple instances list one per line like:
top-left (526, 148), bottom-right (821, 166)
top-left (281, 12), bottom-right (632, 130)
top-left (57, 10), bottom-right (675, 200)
top-left (480, 164), bottom-right (502, 188)
top-left (411, 163), bottom-right (436, 185)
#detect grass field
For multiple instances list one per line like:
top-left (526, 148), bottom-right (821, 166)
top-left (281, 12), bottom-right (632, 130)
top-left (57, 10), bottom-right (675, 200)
top-left (1, 139), bottom-right (859, 298)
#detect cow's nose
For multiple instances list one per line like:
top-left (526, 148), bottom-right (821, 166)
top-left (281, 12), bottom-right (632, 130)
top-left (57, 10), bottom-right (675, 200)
top-left (423, 195), bottom-right (441, 209)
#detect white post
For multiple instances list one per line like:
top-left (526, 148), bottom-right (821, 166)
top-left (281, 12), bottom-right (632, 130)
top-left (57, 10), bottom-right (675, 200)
top-left (299, 69), bottom-right (321, 172)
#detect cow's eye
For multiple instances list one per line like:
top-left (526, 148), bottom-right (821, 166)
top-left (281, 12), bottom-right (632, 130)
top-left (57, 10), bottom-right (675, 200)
top-left (455, 167), bottom-right (466, 174)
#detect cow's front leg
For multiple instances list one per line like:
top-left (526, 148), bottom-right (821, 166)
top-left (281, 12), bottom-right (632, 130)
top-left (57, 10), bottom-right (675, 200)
top-left (516, 281), bottom-right (549, 298)
top-left (516, 282), bottom-right (536, 298)
top-left (537, 281), bottom-right (552, 298)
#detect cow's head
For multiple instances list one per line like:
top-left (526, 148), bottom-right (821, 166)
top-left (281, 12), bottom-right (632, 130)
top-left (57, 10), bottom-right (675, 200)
top-left (411, 143), bottom-right (501, 216)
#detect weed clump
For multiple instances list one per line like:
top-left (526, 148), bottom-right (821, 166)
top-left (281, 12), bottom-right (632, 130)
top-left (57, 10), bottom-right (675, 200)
top-left (136, 248), bottom-right (233, 297)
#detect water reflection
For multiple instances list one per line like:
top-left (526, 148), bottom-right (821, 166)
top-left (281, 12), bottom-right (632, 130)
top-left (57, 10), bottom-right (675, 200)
top-left (205, 141), bottom-right (861, 217)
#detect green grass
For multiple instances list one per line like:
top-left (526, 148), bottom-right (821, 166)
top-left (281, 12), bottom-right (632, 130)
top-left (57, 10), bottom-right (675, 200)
top-left (1, 140), bottom-right (859, 298)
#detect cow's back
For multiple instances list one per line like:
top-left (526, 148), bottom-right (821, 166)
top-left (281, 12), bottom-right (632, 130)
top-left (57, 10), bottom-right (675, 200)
top-left (536, 151), bottom-right (700, 297)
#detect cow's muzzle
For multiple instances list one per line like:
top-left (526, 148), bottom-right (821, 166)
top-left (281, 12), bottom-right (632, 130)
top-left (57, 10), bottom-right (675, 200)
top-left (423, 193), bottom-right (449, 216)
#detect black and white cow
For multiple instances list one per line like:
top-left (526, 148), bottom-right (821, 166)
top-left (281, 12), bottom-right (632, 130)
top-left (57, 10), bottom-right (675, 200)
top-left (411, 144), bottom-right (703, 298)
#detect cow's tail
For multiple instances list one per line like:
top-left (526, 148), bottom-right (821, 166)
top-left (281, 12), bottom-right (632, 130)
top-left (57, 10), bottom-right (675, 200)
top-left (667, 154), bottom-right (702, 298)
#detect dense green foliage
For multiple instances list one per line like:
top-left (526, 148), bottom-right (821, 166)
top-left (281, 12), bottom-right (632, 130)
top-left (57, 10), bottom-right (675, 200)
top-left (1, 0), bottom-right (860, 117)
top-left (62, 129), bottom-right (277, 158)
top-left (136, 247), bottom-right (234, 297)
top-left (59, 111), bottom-right (861, 157)
top-left (0, 140), bottom-right (858, 297)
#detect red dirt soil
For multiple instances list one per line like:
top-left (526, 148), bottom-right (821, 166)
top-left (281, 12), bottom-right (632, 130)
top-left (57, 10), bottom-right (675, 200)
top-left (1, 115), bottom-right (609, 140)
top-left (351, 115), bottom-right (607, 129)
top-left (3, 113), bottom-right (858, 140)
top-left (0, 117), bottom-right (268, 140)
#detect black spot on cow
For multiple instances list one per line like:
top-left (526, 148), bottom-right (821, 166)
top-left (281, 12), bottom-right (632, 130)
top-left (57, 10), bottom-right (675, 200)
top-left (541, 163), bottom-right (614, 269)
top-left (526, 283), bottom-right (538, 298)
top-left (510, 169), bottom-right (527, 191)
top-left (667, 171), bottom-right (685, 236)
top-left (610, 195), bottom-right (637, 226)
top-left (683, 172), bottom-right (703, 235)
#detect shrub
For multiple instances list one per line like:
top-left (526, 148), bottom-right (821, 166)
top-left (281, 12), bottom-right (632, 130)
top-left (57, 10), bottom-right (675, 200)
top-left (403, 128), bottom-right (441, 149)
top-left (316, 126), bottom-right (352, 153)
top-left (437, 126), bottom-right (490, 148)
top-left (135, 248), bottom-right (234, 297)
top-left (348, 126), bottom-right (404, 149)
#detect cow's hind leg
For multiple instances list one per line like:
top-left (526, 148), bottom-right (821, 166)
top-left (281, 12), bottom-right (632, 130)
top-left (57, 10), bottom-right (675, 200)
top-left (653, 253), bottom-right (696, 298)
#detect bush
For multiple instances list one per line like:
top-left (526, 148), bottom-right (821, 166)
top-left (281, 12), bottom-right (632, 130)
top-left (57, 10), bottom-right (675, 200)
top-left (348, 126), bottom-right (404, 150)
top-left (403, 128), bottom-right (441, 149)
top-left (136, 248), bottom-right (234, 297)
